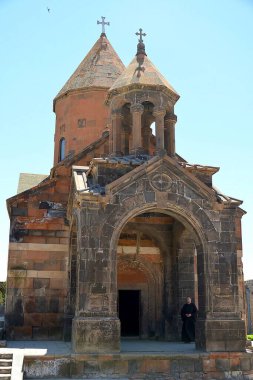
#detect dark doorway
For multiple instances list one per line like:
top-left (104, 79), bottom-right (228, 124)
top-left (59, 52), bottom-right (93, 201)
top-left (118, 290), bottom-right (140, 336)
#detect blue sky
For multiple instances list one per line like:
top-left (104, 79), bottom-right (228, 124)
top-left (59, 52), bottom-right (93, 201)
top-left (0, 0), bottom-right (252, 280)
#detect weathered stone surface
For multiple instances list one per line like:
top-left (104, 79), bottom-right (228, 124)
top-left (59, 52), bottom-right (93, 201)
top-left (196, 319), bottom-right (246, 352)
top-left (72, 317), bottom-right (120, 353)
top-left (22, 351), bottom-right (253, 379)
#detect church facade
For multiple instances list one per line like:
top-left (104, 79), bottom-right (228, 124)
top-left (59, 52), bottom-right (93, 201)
top-left (5, 27), bottom-right (246, 353)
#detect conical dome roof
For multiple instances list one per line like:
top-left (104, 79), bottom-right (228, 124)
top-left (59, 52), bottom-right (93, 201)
top-left (108, 54), bottom-right (179, 101)
top-left (54, 34), bottom-right (125, 104)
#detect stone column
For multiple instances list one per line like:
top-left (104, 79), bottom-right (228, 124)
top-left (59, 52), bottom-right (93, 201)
top-left (121, 125), bottom-right (131, 155)
top-left (142, 123), bottom-right (151, 154)
top-left (111, 110), bottom-right (123, 156)
top-left (153, 107), bottom-right (166, 154)
top-left (130, 104), bottom-right (144, 154)
top-left (164, 113), bottom-right (177, 157)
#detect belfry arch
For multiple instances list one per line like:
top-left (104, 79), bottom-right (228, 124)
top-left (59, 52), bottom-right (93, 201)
top-left (113, 101), bottom-right (156, 156)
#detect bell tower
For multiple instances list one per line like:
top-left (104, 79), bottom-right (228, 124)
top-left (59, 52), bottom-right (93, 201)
top-left (106, 29), bottom-right (180, 157)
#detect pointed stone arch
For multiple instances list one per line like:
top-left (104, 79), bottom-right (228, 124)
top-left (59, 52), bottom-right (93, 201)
top-left (106, 202), bottom-right (211, 341)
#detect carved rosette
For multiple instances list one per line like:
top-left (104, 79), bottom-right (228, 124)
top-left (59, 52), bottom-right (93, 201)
top-left (150, 173), bottom-right (173, 192)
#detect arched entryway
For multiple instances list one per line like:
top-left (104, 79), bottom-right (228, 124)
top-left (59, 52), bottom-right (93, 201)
top-left (116, 210), bottom-right (199, 341)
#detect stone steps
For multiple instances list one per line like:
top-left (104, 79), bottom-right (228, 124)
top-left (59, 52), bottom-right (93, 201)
top-left (0, 354), bottom-right (12, 380)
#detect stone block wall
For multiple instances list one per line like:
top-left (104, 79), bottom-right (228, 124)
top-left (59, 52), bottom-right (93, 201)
top-left (54, 89), bottom-right (110, 165)
top-left (23, 351), bottom-right (253, 379)
top-left (6, 241), bottom-right (69, 339)
top-left (6, 175), bottom-right (70, 340)
top-left (5, 137), bottom-right (113, 341)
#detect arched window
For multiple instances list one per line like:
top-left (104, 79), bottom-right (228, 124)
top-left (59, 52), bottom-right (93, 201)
top-left (59, 138), bottom-right (66, 162)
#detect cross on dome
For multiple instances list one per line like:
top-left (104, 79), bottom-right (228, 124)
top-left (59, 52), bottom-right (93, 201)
top-left (135, 28), bottom-right (146, 43)
top-left (97, 16), bottom-right (110, 36)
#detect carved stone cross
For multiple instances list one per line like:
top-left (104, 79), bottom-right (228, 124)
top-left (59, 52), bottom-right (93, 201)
top-left (135, 28), bottom-right (146, 43)
top-left (97, 16), bottom-right (110, 35)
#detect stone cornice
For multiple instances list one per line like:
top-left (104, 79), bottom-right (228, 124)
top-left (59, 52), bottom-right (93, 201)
top-left (106, 84), bottom-right (179, 106)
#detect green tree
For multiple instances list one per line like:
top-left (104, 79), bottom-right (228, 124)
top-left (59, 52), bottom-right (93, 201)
top-left (0, 282), bottom-right (6, 305)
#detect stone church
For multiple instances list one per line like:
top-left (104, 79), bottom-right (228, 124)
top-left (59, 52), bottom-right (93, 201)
top-left (5, 25), bottom-right (246, 354)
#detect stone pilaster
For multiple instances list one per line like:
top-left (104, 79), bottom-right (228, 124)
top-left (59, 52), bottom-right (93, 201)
top-left (196, 319), bottom-right (246, 352)
top-left (164, 113), bottom-right (177, 157)
top-left (153, 107), bottom-right (166, 154)
top-left (72, 207), bottom-right (120, 353)
top-left (194, 207), bottom-right (246, 352)
top-left (130, 104), bottom-right (144, 154)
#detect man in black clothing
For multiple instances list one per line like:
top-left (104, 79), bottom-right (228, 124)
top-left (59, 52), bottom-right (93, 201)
top-left (181, 296), bottom-right (198, 343)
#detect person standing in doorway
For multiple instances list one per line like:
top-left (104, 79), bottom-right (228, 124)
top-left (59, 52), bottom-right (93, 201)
top-left (181, 296), bottom-right (198, 343)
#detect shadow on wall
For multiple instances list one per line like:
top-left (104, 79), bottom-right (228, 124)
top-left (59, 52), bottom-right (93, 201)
top-left (0, 305), bottom-right (4, 315)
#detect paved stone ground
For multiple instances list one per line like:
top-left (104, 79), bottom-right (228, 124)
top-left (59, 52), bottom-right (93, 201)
top-left (6, 339), bottom-right (197, 355)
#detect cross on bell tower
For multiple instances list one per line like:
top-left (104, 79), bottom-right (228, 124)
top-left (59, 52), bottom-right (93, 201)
top-left (97, 16), bottom-right (110, 36)
top-left (135, 28), bottom-right (147, 56)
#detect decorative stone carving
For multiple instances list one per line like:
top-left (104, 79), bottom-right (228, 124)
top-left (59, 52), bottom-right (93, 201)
top-left (130, 103), bottom-right (144, 114)
top-left (150, 173), bottom-right (173, 192)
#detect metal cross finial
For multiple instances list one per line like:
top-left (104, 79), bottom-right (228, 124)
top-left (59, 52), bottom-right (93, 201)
top-left (97, 16), bottom-right (110, 35)
top-left (135, 28), bottom-right (146, 43)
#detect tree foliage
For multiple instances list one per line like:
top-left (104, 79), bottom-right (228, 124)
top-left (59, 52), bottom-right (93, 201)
top-left (0, 282), bottom-right (6, 305)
